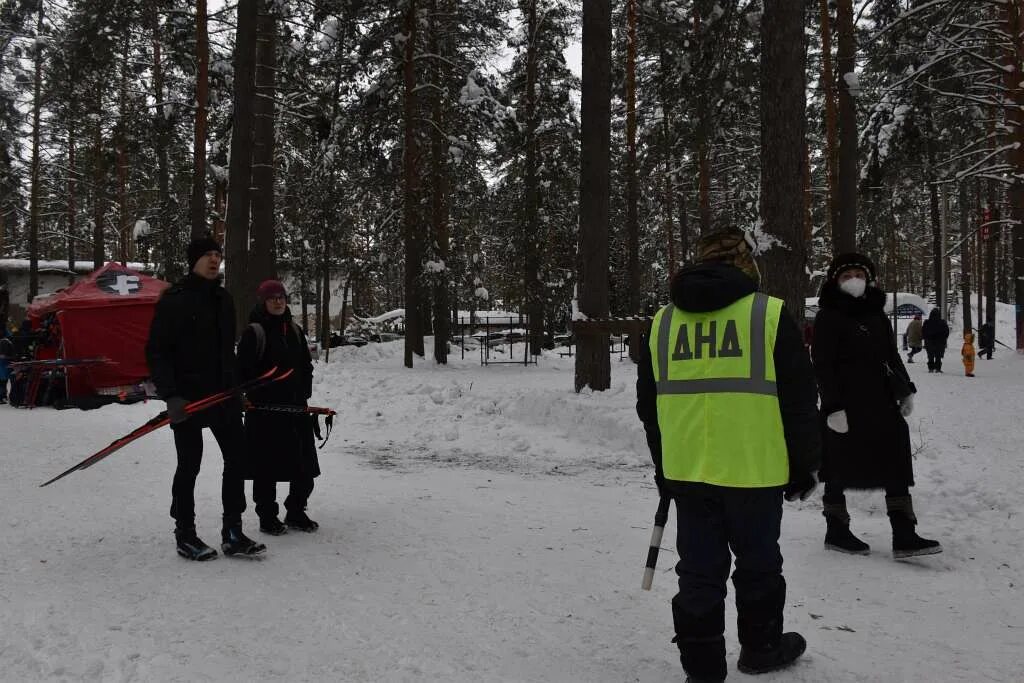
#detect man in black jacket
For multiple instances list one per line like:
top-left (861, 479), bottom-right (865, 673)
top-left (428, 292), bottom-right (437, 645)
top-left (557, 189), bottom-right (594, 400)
top-left (146, 235), bottom-right (265, 560)
top-left (921, 308), bottom-right (950, 373)
top-left (636, 228), bottom-right (821, 682)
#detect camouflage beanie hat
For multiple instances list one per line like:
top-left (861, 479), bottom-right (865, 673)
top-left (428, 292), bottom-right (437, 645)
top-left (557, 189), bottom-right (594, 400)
top-left (695, 228), bottom-right (760, 283)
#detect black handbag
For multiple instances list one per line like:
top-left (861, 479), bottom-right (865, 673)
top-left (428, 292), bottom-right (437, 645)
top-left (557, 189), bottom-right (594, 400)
top-left (882, 360), bottom-right (914, 401)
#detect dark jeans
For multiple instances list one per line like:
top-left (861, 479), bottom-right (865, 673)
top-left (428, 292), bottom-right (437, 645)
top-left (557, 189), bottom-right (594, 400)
top-left (253, 477), bottom-right (314, 520)
top-left (170, 406), bottom-right (247, 531)
top-left (925, 345), bottom-right (944, 371)
top-left (670, 483), bottom-right (786, 680)
top-left (907, 346), bottom-right (921, 361)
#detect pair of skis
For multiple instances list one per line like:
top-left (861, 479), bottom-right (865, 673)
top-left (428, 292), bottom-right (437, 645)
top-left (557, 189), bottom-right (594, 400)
top-left (39, 367), bottom-right (293, 487)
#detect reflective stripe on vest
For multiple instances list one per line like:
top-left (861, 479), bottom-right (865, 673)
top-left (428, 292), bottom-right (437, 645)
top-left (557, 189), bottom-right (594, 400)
top-left (654, 293), bottom-right (776, 396)
top-left (649, 293), bottom-right (788, 487)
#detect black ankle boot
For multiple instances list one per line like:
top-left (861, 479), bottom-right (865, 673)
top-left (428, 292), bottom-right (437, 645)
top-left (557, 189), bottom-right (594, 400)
top-left (221, 526), bottom-right (267, 556)
top-left (886, 496), bottom-right (942, 559)
top-left (175, 527), bottom-right (218, 561)
top-left (737, 632), bottom-right (807, 674)
top-left (823, 501), bottom-right (870, 555)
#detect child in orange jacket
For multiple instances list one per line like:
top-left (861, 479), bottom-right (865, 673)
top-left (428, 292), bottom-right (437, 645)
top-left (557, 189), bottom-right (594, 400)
top-left (962, 331), bottom-right (976, 377)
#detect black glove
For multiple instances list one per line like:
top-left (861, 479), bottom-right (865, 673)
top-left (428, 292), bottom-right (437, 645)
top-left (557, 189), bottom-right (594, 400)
top-left (784, 472), bottom-right (818, 502)
top-left (166, 396), bottom-right (189, 425)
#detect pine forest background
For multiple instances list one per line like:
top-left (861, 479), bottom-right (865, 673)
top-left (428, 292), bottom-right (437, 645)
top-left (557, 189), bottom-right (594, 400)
top-left (0, 0), bottom-right (1022, 383)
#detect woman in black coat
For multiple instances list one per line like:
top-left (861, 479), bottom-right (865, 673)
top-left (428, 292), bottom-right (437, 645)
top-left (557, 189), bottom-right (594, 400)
top-left (236, 280), bottom-right (320, 534)
top-left (921, 308), bottom-right (950, 373)
top-left (812, 253), bottom-right (941, 559)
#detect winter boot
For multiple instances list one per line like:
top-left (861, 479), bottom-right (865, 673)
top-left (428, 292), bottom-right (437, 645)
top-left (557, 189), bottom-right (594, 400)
top-left (823, 501), bottom-right (870, 555)
top-left (886, 495), bottom-right (942, 559)
top-left (672, 599), bottom-right (727, 682)
top-left (737, 632), bottom-right (807, 675)
top-left (221, 525), bottom-right (267, 556)
top-left (285, 510), bottom-right (319, 532)
top-left (259, 516), bottom-right (288, 536)
top-left (175, 527), bottom-right (218, 561)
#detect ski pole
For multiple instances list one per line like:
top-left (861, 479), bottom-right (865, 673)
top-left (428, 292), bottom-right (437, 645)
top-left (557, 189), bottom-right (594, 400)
top-left (641, 496), bottom-right (671, 591)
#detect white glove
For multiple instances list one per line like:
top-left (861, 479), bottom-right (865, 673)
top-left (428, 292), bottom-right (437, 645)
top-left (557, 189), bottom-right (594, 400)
top-left (826, 410), bottom-right (849, 434)
top-left (899, 394), bottom-right (914, 417)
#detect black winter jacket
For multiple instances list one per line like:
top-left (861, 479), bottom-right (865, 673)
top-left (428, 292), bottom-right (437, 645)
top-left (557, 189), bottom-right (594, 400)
top-left (636, 263), bottom-right (821, 491)
top-left (145, 273), bottom-right (237, 402)
top-left (922, 311), bottom-right (950, 352)
top-left (812, 281), bottom-right (916, 488)
top-left (235, 306), bottom-right (319, 481)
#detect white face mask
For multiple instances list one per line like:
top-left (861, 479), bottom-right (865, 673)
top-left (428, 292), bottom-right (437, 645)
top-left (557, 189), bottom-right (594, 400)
top-left (839, 277), bottom-right (867, 298)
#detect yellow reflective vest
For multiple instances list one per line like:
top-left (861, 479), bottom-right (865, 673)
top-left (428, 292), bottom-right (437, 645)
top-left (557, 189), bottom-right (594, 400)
top-left (649, 293), bottom-right (789, 487)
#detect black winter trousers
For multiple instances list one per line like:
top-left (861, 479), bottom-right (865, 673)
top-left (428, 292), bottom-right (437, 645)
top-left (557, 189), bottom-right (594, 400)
top-left (170, 406), bottom-right (247, 531)
top-left (253, 477), bottom-right (314, 520)
top-left (670, 483), bottom-right (786, 680)
top-left (925, 344), bottom-right (945, 371)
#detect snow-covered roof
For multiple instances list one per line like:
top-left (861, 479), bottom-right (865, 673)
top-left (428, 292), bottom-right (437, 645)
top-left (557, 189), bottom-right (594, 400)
top-left (0, 259), bottom-right (151, 273)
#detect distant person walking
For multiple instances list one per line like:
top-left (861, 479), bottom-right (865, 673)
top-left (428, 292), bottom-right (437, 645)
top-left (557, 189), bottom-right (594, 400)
top-left (978, 322), bottom-right (995, 360)
top-left (905, 313), bottom-right (923, 363)
top-left (961, 331), bottom-right (976, 378)
top-left (922, 309), bottom-right (950, 373)
top-left (812, 253), bottom-right (942, 560)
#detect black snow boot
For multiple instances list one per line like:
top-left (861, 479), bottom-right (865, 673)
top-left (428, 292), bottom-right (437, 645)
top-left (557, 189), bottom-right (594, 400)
top-left (672, 599), bottom-right (727, 683)
top-left (259, 516), bottom-right (288, 535)
top-left (221, 526), bottom-right (267, 556)
top-left (887, 496), bottom-right (942, 559)
top-left (175, 528), bottom-right (218, 561)
top-left (737, 632), bottom-right (807, 675)
top-left (823, 501), bottom-right (870, 555)
top-left (285, 510), bottom-right (319, 532)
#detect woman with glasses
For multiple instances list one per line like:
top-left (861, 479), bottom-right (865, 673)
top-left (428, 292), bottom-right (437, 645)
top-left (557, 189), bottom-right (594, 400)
top-left (236, 279), bottom-right (321, 535)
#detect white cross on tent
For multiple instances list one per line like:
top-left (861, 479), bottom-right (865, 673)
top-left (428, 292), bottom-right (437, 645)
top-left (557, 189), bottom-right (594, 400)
top-left (107, 274), bottom-right (140, 296)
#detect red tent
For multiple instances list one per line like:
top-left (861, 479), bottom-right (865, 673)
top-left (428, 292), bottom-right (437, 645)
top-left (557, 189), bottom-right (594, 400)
top-left (26, 262), bottom-right (169, 403)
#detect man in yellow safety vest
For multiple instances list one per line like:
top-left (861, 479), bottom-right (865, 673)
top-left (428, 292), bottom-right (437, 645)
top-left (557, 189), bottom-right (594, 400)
top-left (636, 227), bottom-right (821, 682)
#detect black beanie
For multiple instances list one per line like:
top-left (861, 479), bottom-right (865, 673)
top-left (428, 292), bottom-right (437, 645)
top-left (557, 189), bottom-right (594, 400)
top-left (187, 235), bottom-right (222, 271)
top-left (826, 252), bottom-right (876, 282)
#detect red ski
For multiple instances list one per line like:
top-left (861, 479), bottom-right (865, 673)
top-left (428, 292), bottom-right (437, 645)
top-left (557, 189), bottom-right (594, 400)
top-left (39, 367), bottom-right (293, 487)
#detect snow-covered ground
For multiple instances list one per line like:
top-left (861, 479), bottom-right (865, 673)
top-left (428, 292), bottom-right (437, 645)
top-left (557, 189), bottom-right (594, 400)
top-left (2, 305), bottom-right (1022, 682)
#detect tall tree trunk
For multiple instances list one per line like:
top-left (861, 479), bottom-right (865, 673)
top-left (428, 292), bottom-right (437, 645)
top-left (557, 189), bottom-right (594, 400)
top-left (191, 0), bottom-right (209, 239)
top-left (250, 0), bottom-right (277, 284)
top-left (27, 1), bottom-right (43, 302)
top-left (624, 0), bottom-right (640, 314)
top-left (834, 0), bottom-right (857, 252)
top-left (760, 0), bottom-right (808, 317)
top-left (92, 93), bottom-right (105, 269)
top-left (818, 0), bottom-right (839, 241)
top-left (575, 0), bottom-right (612, 392)
top-left (67, 121), bottom-right (76, 281)
top-left (151, 2), bottom-right (174, 280)
top-left (985, 205), bottom-right (997, 330)
top-left (402, 0), bottom-right (422, 368)
top-left (959, 184), bottom-right (972, 332)
top-left (1003, 0), bottom-right (1024, 350)
top-left (225, 0), bottom-right (258, 334)
top-left (117, 32), bottom-right (130, 265)
top-left (431, 0), bottom-right (451, 363)
top-left (659, 45), bottom-right (677, 279)
top-left (321, 241), bottom-right (331, 362)
top-left (523, 0), bottom-right (543, 357)
top-left (693, 7), bottom-right (712, 235)
top-left (925, 106), bottom-right (942, 307)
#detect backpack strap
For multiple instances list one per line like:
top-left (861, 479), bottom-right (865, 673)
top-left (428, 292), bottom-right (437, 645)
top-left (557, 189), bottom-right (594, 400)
top-left (249, 322), bottom-right (266, 361)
